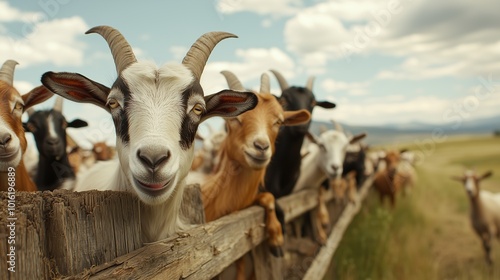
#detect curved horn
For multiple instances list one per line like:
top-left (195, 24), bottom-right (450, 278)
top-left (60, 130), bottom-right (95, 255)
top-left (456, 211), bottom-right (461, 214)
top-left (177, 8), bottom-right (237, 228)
top-left (53, 96), bottom-right (63, 112)
top-left (269, 69), bottom-right (289, 91)
top-left (183, 32), bottom-right (237, 81)
top-left (306, 76), bottom-right (315, 91)
top-left (0, 60), bottom-right (18, 86)
top-left (260, 73), bottom-right (270, 93)
top-left (86, 26), bottom-right (137, 74)
top-left (220, 71), bottom-right (245, 91)
top-left (331, 119), bottom-right (343, 132)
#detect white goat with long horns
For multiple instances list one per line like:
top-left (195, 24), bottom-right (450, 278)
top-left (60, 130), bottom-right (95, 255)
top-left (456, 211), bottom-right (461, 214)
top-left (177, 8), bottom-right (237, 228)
top-left (40, 26), bottom-right (258, 242)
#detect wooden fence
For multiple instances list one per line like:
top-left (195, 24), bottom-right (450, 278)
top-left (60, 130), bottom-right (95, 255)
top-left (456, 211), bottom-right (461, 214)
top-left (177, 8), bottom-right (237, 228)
top-left (0, 178), bottom-right (372, 280)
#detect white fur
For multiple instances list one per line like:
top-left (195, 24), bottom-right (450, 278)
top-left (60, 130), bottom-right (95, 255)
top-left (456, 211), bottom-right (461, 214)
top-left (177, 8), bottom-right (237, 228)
top-left (294, 130), bottom-right (350, 192)
top-left (74, 62), bottom-right (198, 242)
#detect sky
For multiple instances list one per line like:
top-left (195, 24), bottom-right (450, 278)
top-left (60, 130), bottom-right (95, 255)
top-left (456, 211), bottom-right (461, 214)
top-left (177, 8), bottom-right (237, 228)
top-left (1, 0), bottom-right (499, 148)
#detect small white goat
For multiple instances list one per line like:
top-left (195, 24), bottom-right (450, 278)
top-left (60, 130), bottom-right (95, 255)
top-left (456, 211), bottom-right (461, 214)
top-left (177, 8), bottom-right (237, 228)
top-left (452, 170), bottom-right (500, 264)
top-left (41, 26), bottom-right (257, 242)
top-left (294, 121), bottom-right (365, 242)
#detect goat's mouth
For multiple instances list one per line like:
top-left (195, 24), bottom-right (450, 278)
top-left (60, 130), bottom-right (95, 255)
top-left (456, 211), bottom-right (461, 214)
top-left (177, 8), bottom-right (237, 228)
top-left (133, 177), bottom-right (172, 196)
top-left (244, 151), bottom-right (270, 167)
top-left (0, 149), bottom-right (19, 161)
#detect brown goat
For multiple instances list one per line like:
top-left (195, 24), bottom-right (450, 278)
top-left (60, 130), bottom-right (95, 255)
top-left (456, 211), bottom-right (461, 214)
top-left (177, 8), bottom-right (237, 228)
top-left (201, 71), bottom-right (310, 279)
top-left (372, 150), bottom-right (405, 207)
top-left (0, 60), bottom-right (53, 191)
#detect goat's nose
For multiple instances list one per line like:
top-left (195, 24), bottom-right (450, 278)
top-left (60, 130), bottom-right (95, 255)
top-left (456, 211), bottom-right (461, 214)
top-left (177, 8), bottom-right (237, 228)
top-left (137, 148), bottom-right (171, 171)
top-left (253, 139), bottom-right (270, 151)
top-left (46, 137), bottom-right (60, 146)
top-left (331, 164), bottom-right (339, 171)
top-left (0, 133), bottom-right (12, 146)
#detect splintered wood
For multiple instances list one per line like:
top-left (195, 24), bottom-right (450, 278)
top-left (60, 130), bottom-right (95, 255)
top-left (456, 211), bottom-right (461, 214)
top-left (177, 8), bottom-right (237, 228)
top-left (0, 190), bottom-right (142, 279)
top-left (0, 180), bottom-right (371, 280)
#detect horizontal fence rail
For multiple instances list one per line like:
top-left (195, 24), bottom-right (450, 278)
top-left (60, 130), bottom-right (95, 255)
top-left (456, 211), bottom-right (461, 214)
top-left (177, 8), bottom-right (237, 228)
top-left (0, 177), bottom-right (373, 280)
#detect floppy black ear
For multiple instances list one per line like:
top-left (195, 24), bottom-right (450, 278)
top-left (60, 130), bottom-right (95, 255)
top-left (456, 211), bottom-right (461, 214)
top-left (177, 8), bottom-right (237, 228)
top-left (315, 100), bottom-right (336, 109)
top-left (23, 122), bottom-right (32, 133)
top-left (68, 119), bottom-right (88, 128)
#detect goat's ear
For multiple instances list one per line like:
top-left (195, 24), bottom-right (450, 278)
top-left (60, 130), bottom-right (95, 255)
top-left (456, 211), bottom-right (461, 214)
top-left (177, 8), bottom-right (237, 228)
top-left (283, 109), bottom-right (311, 126)
top-left (22, 85), bottom-right (54, 109)
top-left (305, 131), bottom-right (319, 145)
top-left (23, 122), bottom-right (31, 133)
top-left (480, 171), bottom-right (493, 180)
top-left (315, 100), bottom-right (336, 109)
top-left (41, 72), bottom-right (111, 112)
top-left (451, 175), bottom-right (464, 182)
top-left (349, 133), bottom-right (367, 144)
top-left (195, 133), bottom-right (204, 141)
top-left (67, 119), bottom-right (88, 128)
top-left (202, 90), bottom-right (258, 122)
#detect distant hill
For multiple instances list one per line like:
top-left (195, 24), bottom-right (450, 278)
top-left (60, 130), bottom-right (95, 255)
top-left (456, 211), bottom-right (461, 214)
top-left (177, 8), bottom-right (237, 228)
top-left (310, 115), bottom-right (500, 145)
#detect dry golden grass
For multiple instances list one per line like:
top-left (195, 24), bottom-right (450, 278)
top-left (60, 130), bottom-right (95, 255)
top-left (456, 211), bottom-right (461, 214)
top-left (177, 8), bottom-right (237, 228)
top-left (324, 135), bottom-right (500, 280)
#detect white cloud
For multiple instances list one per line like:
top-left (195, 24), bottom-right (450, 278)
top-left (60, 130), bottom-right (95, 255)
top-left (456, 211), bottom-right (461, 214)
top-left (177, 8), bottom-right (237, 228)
top-left (321, 78), bottom-right (370, 96)
top-left (0, 1), bottom-right (43, 22)
top-left (169, 45), bottom-right (188, 61)
top-left (216, 0), bottom-right (302, 16)
top-left (284, 0), bottom-right (500, 79)
top-left (0, 16), bottom-right (88, 67)
top-left (13, 80), bottom-right (35, 94)
top-left (201, 47), bottom-right (296, 94)
top-left (313, 91), bottom-right (500, 126)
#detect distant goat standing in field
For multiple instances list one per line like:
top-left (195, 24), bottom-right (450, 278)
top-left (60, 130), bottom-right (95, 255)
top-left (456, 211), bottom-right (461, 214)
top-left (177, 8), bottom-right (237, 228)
top-left (452, 170), bottom-right (500, 265)
top-left (0, 60), bottom-right (53, 192)
top-left (372, 150), bottom-right (405, 207)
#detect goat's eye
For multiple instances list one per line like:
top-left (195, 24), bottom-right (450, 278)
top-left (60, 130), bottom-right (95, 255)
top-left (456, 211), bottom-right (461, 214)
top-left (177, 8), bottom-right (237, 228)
top-left (192, 104), bottom-right (204, 116)
top-left (274, 119), bottom-right (283, 127)
top-left (14, 102), bottom-right (23, 111)
top-left (107, 98), bottom-right (119, 109)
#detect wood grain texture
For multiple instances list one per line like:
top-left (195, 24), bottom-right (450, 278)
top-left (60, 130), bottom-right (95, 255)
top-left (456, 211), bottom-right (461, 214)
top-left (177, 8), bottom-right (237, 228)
top-left (303, 177), bottom-right (373, 280)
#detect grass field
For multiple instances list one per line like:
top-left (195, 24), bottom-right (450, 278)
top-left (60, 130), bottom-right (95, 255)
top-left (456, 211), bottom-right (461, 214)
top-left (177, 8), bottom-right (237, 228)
top-left (324, 135), bottom-right (500, 280)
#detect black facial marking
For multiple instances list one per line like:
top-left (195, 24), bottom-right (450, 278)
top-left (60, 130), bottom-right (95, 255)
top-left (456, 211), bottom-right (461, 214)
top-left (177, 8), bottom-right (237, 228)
top-left (111, 77), bottom-right (131, 144)
top-left (26, 110), bottom-right (67, 158)
top-left (179, 80), bottom-right (204, 150)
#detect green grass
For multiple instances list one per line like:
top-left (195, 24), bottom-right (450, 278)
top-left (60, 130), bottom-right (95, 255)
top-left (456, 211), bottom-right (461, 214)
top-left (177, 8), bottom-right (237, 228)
top-left (324, 135), bottom-right (500, 280)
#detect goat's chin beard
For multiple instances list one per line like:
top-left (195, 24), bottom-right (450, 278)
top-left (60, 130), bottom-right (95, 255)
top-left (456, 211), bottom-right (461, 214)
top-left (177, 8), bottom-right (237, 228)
top-left (0, 148), bottom-right (22, 172)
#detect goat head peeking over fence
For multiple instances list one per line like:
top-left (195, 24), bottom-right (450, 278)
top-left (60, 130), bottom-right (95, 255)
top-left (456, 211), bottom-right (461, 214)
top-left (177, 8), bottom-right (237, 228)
top-left (40, 25), bottom-right (258, 242)
top-left (24, 97), bottom-right (88, 191)
top-left (0, 60), bottom-right (54, 192)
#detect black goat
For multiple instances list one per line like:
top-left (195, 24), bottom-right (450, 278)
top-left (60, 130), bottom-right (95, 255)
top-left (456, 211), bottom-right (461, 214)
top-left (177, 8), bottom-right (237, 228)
top-left (342, 143), bottom-right (368, 189)
top-left (24, 97), bottom-right (87, 191)
top-left (264, 70), bottom-right (336, 228)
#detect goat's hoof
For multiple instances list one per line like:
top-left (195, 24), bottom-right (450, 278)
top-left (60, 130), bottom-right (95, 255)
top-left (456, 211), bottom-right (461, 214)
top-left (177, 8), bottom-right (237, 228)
top-left (270, 245), bottom-right (284, 257)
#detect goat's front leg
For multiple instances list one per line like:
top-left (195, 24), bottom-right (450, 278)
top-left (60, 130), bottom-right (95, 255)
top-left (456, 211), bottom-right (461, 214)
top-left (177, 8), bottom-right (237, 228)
top-left (315, 188), bottom-right (329, 245)
top-left (255, 192), bottom-right (284, 257)
top-left (481, 232), bottom-right (493, 265)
